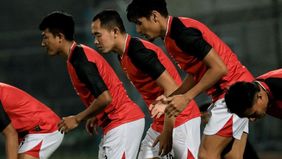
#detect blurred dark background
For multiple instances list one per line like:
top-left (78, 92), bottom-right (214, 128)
top-left (0, 0), bottom-right (281, 158)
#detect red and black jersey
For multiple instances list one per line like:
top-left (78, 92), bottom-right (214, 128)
top-left (67, 42), bottom-right (144, 134)
top-left (257, 69), bottom-right (282, 119)
top-left (0, 83), bottom-right (60, 133)
top-left (164, 16), bottom-right (254, 100)
top-left (120, 35), bottom-right (200, 132)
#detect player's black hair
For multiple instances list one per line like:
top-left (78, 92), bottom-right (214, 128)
top-left (39, 11), bottom-right (74, 41)
top-left (126, 0), bottom-right (168, 23)
top-left (92, 10), bottom-right (126, 33)
top-left (225, 81), bottom-right (260, 117)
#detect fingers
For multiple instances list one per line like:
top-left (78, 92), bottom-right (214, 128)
top-left (58, 118), bottom-right (66, 134)
top-left (85, 120), bottom-right (94, 136)
top-left (149, 104), bottom-right (154, 111)
top-left (152, 137), bottom-right (159, 148)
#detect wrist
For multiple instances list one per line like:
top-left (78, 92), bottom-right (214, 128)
top-left (183, 92), bottom-right (193, 101)
top-left (74, 115), bottom-right (82, 123)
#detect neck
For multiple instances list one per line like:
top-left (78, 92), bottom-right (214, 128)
top-left (113, 33), bottom-right (127, 56)
top-left (61, 40), bottom-right (75, 58)
top-left (160, 16), bottom-right (169, 38)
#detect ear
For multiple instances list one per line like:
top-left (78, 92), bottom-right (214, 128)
top-left (151, 10), bottom-right (160, 23)
top-left (56, 33), bottom-right (66, 43)
top-left (113, 27), bottom-right (120, 38)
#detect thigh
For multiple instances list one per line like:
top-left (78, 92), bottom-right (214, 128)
top-left (223, 133), bottom-right (248, 159)
top-left (100, 119), bottom-right (145, 159)
top-left (204, 99), bottom-right (249, 140)
top-left (173, 117), bottom-right (201, 159)
top-left (125, 118), bottom-right (145, 158)
top-left (18, 153), bottom-right (39, 159)
top-left (18, 131), bottom-right (64, 159)
top-left (138, 127), bottom-right (174, 159)
top-left (200, 134), bottom-right (233, 158)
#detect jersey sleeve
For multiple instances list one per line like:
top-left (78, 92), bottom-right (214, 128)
top-left (71, 46), bottom-right (108, 98)
top-left (0, 102), bottom-right (11, 132)
top-left (171, 17), bottom-right (212, 60)
top-left (128, 39), bottom-right (166, 80)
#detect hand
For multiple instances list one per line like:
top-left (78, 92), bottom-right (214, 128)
top-left (201, 111), bottom-right (211, 124)
top-left (152, 130), bottom-right (173, 156)
top-left (150, 102), bottom-right (168, 119)
top-left (165, 94), bottom-right (190, 117)
top-left (149, 95), bottom-right (168, 118)
top-left (85, 117), bottom-right (98, 136)
top-left (58, 116), bottom-right (79, 134)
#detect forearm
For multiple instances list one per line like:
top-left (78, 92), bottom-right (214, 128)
top-left (76, 91), bottom-right (111, 122)
top-left (168, 74), bottom-right (195, 97)
top-left (6, 135), bottom-right (18, 159)
top-left (163, 115), bottom-right (175, 133)
top-left (3, 124), bottom-right (18, 159)
top-left (183, 65), bottom-right (225, 101)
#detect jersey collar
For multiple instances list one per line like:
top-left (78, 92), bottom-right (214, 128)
top-left (164, 16), bottom-right (173, 41)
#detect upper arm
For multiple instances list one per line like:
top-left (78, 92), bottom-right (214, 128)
top-left (71, 47), bottom-right (109, 98)
top-left (171, 18), bottom-right (212, 60)
top-left (128, 45), bottom-right (165, 80)
top-left (155, 71), bottom-right (179, 96)
top-left (202, 48), bottom-right (227, 72)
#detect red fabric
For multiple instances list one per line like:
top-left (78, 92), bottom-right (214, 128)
top-left (24, 141), bottom-right (43, 158)
top-left (121, 152), bottom-right (126, 159)
top-left (120, 35), bottom-right (200, 132)
top-left (164, 16), bottom-right (254, 101)
top-left (187, 148), bottom-right (195, 159)
top-left (0, 83), bottom-right (60, 133)
top-left (67, 43), bottom-right (144, 134)
top-left (257, 69), bottom-right (282, 119)
top-left (216, 116), bottom-right (233, 137)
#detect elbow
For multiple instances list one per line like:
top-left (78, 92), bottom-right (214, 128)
top-left (220, 65), bottom-right (228, 76)
top-left (102, 91), bottom-right (112, 106)
top-left (105, 95), bottom-right (112, 106)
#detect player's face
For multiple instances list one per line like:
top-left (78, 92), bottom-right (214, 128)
top-left (244, 92), bottom-right (269, 121)
top-left (134, 17), bottom-right (161, 41)
top-left (41, 29), bottom-right (62, 56)
top-left (91, 20), bottom-right (115, 53)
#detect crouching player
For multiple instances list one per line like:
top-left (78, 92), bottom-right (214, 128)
top-left (0, 82), bottom-right (64, 159)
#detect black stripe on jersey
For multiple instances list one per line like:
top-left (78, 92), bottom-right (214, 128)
top-left (70, 45), bottom-right (108, 98)
top-left (0, 101), bottom-right (11, 132)
top-left (264, 78), bottom-right (282, 100)
top-left (128, 38), bottom-right (166, 80)
top-left (170, 17), bottom-right (212, 60)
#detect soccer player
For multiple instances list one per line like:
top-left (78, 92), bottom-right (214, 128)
top-left (91, 10), bottom-right (201, 159)
top-left (126, 0), bottom-right (254, 158)
top-left (39, 11), bottom-right (145, 159)
top-left (225, 69), bottom-right (282, 120)
top-left (0, 82), bottom-right (64, 159)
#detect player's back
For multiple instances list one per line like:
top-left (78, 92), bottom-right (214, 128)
top-left (0, 82), bottom-right (60, 133)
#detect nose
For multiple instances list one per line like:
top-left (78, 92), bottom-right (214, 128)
top-left (41, 40), bottom-right (45, 47)
top-left (94, 38), bottom-right (99, 46)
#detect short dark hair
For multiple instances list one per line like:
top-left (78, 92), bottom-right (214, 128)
top-left (225, 81), bottom-right (260, 117)
top-left (126, 0), bottom-right (168, 23)
top-left (92, 10), bottom-right (126, 33)
top-left (39, 11), bottom-right (74, 41)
